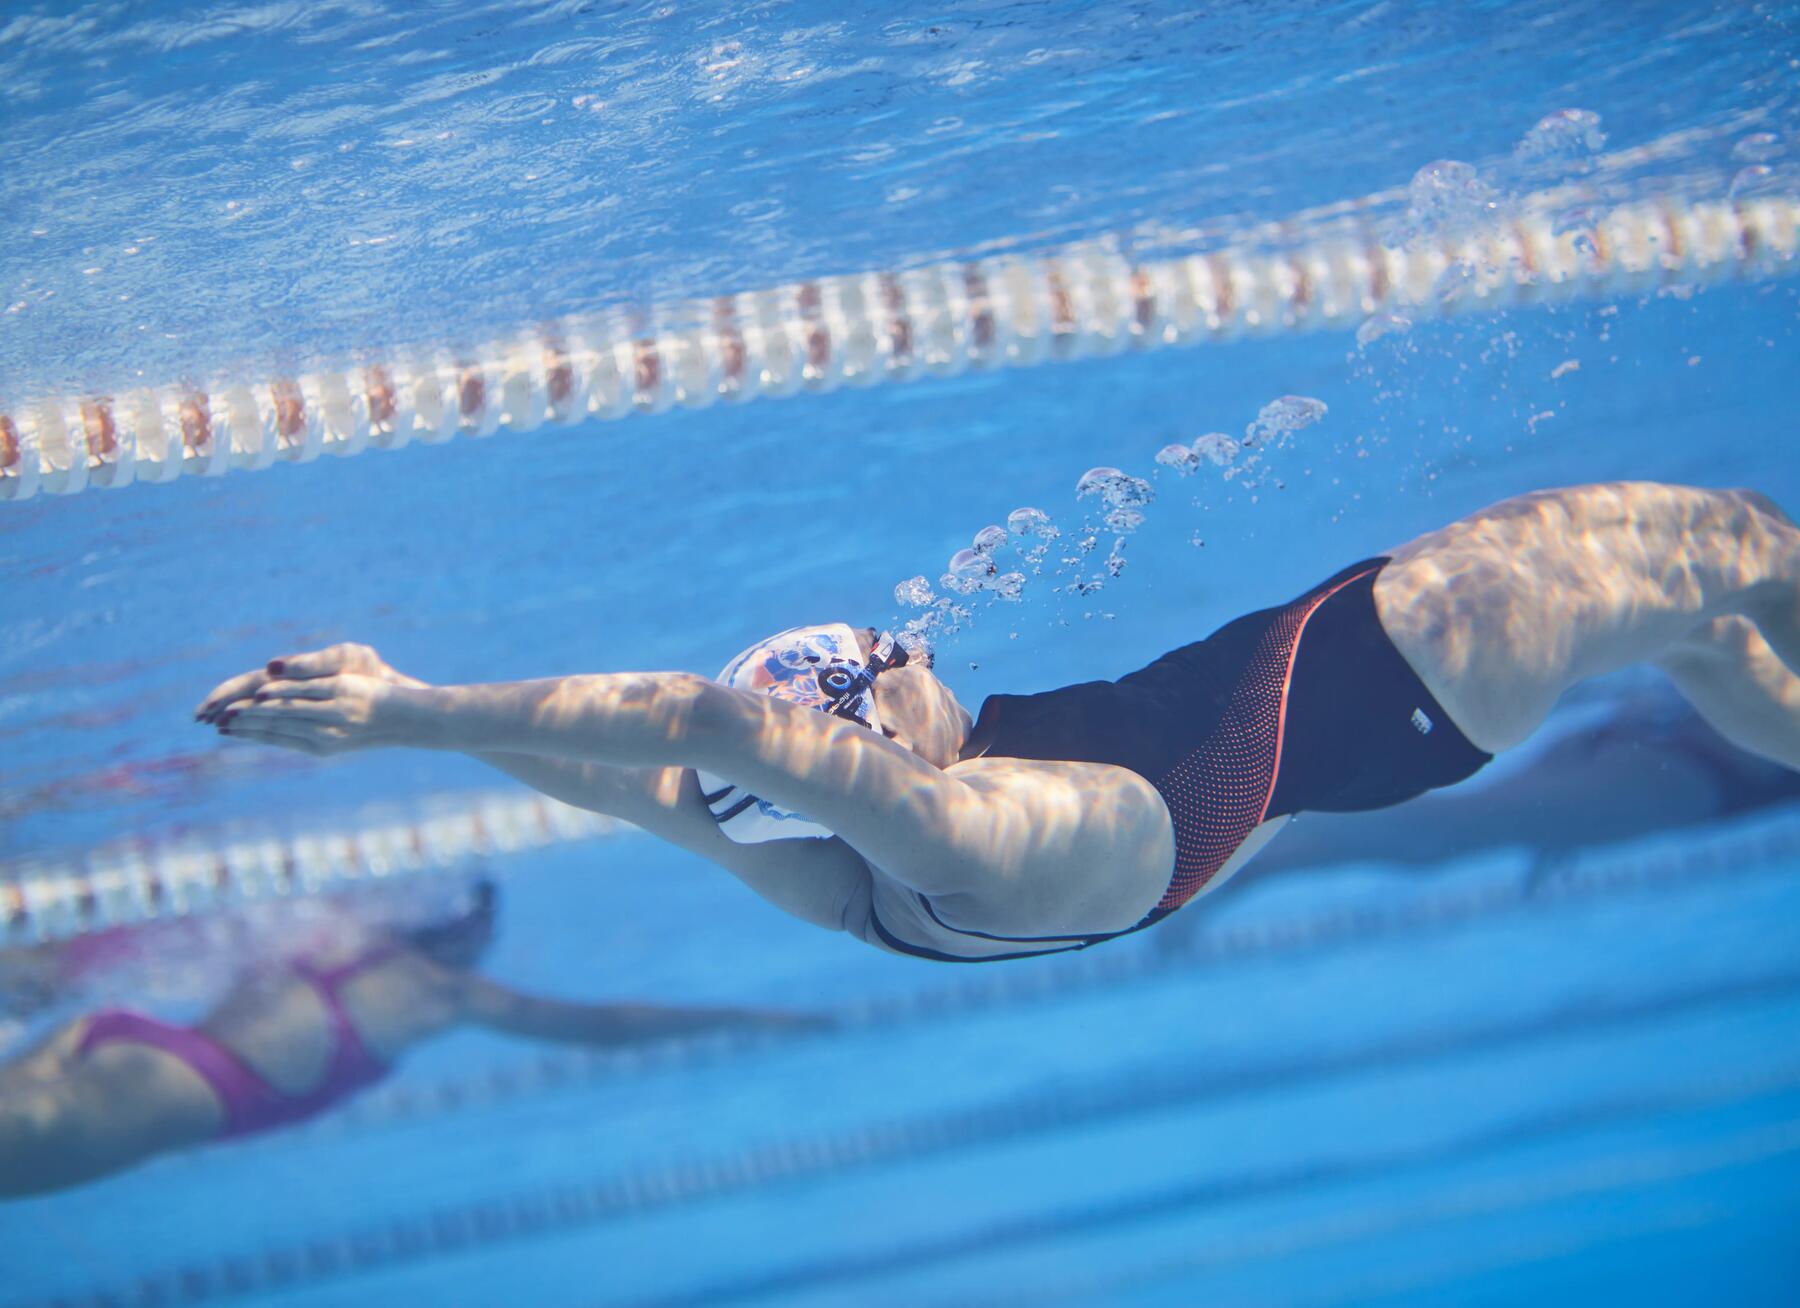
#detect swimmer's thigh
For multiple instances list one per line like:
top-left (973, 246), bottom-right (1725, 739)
top-left (1375, 482), bottom-right (1800, 752)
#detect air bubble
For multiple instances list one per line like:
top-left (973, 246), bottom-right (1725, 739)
top-left (1155, 442), bottom-right (1199, 475)
top-left (1729, 165), bottom-right (1779, 200)
top-left (1732, 132), bottom-right (1782, 164)
top-left (1192, 432), bottom-right (1240, 466)
top-left (1354, 313), bottom-right (1412, 348)
top-left (1514, 109), bottom-right (1606, 168)
top-left (990, 571), bottom-right (1025, 601)
top-left (1075, 468), bottom-right (1154, 533)
top-left (1244, 396), bottom-right (1326, 449)
top-left (1432, 259), bottom-right (1476, 306)
top-left (903, 597), bottom-right (970, 645)
top-left (970, 524), bottom-right (1008, 555)
top-left (1007, 506), bottom-right (1060, 564)
top-left (941, 547), bottom-right (995, 595)
top-left (1075, 467), bottom-right (1154, 513)
top-left (894, 575), bottom-right (935, 607)
top-left (1406, 160), bottom-right (1496, 236)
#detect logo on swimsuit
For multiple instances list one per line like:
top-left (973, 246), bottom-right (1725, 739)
top-left (1410, 708), bottom-right (1434, 735)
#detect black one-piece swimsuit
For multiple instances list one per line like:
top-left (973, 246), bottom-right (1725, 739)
top-left (868, 558), bottom-right (1493, 963)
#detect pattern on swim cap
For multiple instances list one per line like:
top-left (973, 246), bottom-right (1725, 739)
top-left (718, 625), bottom-right (856, 709)
top-left (1147, 563), bottom-right (1381, 921)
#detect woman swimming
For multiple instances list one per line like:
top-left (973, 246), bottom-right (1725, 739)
top-left (194, 483), bottom-right (1800, 963)
top-left (0, 882), bottom-right (817, 1196)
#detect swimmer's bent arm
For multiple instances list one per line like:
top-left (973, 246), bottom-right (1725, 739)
top-left (399, 672), bottom-right (1177, 925)
top-left (394, 670), bottom-right (982, 884)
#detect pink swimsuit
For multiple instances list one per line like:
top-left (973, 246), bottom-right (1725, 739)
top-left (75, 948), bottom-right (399, 1139)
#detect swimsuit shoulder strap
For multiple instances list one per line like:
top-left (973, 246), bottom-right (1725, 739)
top-left (286, 943), bottom-right (406, 1078)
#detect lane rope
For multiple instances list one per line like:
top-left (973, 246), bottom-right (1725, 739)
top-left (0, 787), bottom-right (624, 947)
top-left (3, 191), bottom-right (1794, 503)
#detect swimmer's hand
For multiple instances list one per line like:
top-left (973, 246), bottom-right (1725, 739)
top-left (196, 642), bottom-right (425, 721)
top-left (195, 642), bottom-right (431, 756)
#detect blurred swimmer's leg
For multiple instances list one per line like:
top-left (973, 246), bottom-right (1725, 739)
top-left (1375, 482), bottom-right (1800, 754)
top-left (1658, 615), bottom-right (1800, 770)
top-left (0, 1022), bottom-right (220, 1198)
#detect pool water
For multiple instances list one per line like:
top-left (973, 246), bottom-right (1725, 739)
top-left (4, 2), bottom-right (1800, 1305)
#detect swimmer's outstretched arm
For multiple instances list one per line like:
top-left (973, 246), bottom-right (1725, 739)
top-left (199, 644), bottom-right (1175, 936)
top-left (197, 645), bottom-right (874, 931)
top-left (224, 662), bottom-right (962, 876)
top-left (196, 646), bottom-right (656, 817)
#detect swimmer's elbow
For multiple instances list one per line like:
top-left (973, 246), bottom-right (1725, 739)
top-left (683, 675), bottom-right (760, 744)
top-left (832, 867), bottom-right (877, 938)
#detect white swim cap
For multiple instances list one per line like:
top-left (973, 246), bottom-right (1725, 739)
top-left (698, 623), bottom-right (889, 843)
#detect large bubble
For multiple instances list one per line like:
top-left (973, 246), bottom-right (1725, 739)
top-left (941, 547), bottom-right (995, 596)
top-left (894, 575), bottom-right (935, 607)
top-left (970, 524), bottom-right (1009, 555)
top-left (1075, 466), bottom-right (1154, 533)
top-left (1405, 159), bottom-right (1497, 237)
top-left (1006, 506), bottom-right (1061, 565)
top-left (1514, 109), bottom-right (1606, 169)
top-left (1155, 442), bottom-right (1200, 475)
top-left (1244, 395), bottom-right (1327, 448)
top-left (1192, 432), bottom-right (1240, 466)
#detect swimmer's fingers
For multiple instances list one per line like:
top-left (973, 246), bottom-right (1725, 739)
top-left (197, 642), bottom-right (425, 724)
top-left (272, 643), bottom-right (425, 687)
top-left (216, 674), bottom-right (419, 753)
top-left (192, 651), bottom-right (354, 721)
top-left (224, 700), bottom-right (344, 727)
top-left (249, 679), bottom-right (337, 703)
top-left (195, 668), bottom-right (270, 722)
top-left (218, 709), bottom-right (381, 756)
top-left (266, 645), bottom-right (367, 680)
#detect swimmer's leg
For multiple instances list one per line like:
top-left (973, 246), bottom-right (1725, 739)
top-left (1657, 615), bottom-right (1800, 770)
top-left (0, 1031), bottom-right (220, 1197)
top-left (1374, 482), bottom-right (1800, 753)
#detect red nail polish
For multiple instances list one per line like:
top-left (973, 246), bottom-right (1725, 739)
top-left (268, 660), bottom-right (285, 676)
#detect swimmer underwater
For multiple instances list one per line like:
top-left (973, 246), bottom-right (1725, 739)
top-left (0, 882), bottom-right (819, 1196)
top-left (196, 482), bottom-right (1800, 963)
